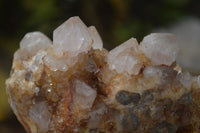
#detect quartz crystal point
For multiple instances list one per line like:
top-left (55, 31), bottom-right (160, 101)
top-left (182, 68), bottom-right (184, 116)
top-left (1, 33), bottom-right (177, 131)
top-left (53, 17), bottom-right (92, 57)
top-left (6, 16), bottom-right (200, 133)
top-left (88, 26), bottom-right (103, 50)
top-left (140, 33), bottom-right (179, 66)
top-left (107, 38), bottom-right (142, 75)
top-left (14, 32), bottom-right (51, 60)
top-left (20, 32), bottom-right (52, 52)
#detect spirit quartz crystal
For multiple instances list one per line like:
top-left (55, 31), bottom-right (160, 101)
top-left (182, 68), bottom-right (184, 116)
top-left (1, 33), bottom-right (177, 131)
top-left (6, 17), bottom-right (200, 133)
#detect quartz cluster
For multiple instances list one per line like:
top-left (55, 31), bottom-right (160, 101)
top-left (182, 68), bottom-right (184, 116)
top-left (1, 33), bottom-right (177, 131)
top-left (6, 17), bottom-right (200, 133)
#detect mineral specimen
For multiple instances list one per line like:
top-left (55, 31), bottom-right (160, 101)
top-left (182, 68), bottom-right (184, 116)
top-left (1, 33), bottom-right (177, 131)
top-left (6, 17), bottom-right (200, 133)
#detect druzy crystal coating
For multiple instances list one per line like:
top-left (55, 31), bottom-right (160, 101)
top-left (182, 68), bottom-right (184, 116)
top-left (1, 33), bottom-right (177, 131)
top-left (6, 17), bottom-right (200, 133)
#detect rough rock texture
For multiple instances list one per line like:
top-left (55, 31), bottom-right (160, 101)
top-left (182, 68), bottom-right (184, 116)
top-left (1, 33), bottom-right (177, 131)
top-left (6, 17), bottom-right (200, 133)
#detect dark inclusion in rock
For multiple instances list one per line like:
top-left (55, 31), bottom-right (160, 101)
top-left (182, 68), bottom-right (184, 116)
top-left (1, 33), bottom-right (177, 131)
top-left (178, 93), bottom-right (192, 105)
top-left (141, 90), bottom-right (154, 105)
top-left (151, 121), bottom-right (177, 133)
top-left (121, 109), bottom-right (139, 132)
top-left (24, 68), bottom-right (33, 81)
top-left (116, 90), bottom-right (141, 105)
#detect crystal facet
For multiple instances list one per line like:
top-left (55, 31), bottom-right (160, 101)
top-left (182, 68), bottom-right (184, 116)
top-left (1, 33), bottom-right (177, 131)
top-left (20, 32), bottom-right (52, 53)
top-left (107, 38), bottom-right (142, 75)
top-left (73, 79), bottom-right (97, 110)
top-left (53, 17), bottom-right (92, 57)
top-left (140, 33), bottom-right (179, 66)
top-left (88, 26), bottom-right (103, 50)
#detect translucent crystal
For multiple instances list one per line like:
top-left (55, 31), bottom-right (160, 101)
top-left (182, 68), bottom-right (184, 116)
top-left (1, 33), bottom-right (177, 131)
top-left (29, 101), bottom-right (51, 132)
top-left (14, 32), bottom-right (51, 60)
top-left (88, 26), bottom-right (103, 50)
top-left (53, 17), bottom-right (92, 57)
top-left (20, 32), bottom-right (51, 55)
top-left (140, 33), bottom-right (178, 66)
top-left (143, 66), bottom-right (162, 78)
top-left (44, 55), bottom-right (68, 71)
top-left (177, 72), bottom-right (194, 89)
top-left (107, 38), bottom-right (142, 75)
top-left (73, 80), bottom-right (97, 110)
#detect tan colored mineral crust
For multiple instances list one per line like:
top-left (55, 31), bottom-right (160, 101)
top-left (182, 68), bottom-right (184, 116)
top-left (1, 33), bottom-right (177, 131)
top-left (6, 17), bottom-right (200, 133)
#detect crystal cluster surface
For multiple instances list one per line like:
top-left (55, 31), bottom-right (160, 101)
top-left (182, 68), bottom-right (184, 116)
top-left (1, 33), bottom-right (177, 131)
top-left (6, 17), bottom-right (200, 133)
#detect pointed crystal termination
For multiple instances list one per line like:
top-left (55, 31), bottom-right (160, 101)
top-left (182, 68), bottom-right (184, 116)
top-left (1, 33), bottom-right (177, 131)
top-left (20, 32), bottom-right (52, 52)
top-left (6, 16), bottom-right (200, 133)
top-left (29, 101), bottom-right (51, 133)
top-left (107, 38), bottom-right (142, 75)
top-left (88, 26), bottom-right (103, 50)
top-left (14, 32), bottom-right (52, 60)
top-left (73, 80), bottom-right (97, 111)
top-left (53, 16), bottom-right (92, 57)
top-left (140, 33), bottom-right (179, 66)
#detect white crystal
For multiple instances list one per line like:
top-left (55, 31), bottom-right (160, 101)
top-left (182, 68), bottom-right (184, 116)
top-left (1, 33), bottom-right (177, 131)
top-left (177, 72), bottom-right (193, 89)
top-left (143, 66), bottom-right (163, 78)
top-left (44, 54), bottom-right (78, 71)
top-left (73, 80), bottom-right (97, 110)
top-left (20, 32), bottom-right (51, 55)
top-left (140, 33), bottom-right (178, 66)
top-left (44, 55), bottom-right (68, 71)
top-left (14, 48), bottom-right (31, 60)
top-left (88, 26), bottom-right (103, 50)
top-left (53, 17), bottom-right (92, 57)
top-left (107, 38), bottom-right (142, 75)
top-left (29, 101), bottom-right (51, 132)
